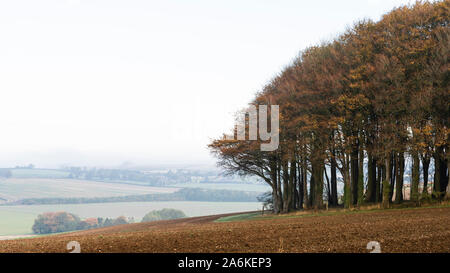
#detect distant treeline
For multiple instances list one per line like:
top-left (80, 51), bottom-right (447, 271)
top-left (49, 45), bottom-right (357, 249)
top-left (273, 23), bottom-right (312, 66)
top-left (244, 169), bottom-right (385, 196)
top-left (32, 209), bottom-right (187, 234)
top-left (4, 188), bottom-right (261, 205)
top-left (61, 166), bottom-right (249, 186)
top-left (64, 166), bottom-right (174, 185)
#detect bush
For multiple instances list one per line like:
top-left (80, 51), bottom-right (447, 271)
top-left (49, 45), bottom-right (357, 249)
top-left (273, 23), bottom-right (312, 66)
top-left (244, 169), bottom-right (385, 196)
top-left (32, 212), bottom-right (81, 234)
top-left (141, 208), bottom-right (186, 222)
top-left (78, 218), bottom-right (99, 230)
top-left (102, 216), bottom-right (129, 227)
top-left (112, 216), bottom-right (128, 226)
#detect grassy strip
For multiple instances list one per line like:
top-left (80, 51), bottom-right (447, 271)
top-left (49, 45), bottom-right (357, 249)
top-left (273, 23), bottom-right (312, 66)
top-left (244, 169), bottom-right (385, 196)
top-left (0, 230), bottom-right (75, 241)
top-left (215, 203), bottom-right (450, 223)
top-left (215, 212), bottom-right (261, 222)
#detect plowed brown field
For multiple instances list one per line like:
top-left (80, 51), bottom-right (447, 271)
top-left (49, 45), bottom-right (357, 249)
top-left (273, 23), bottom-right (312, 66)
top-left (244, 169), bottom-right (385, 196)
top-left (1, 207), bottom-right (449, 253)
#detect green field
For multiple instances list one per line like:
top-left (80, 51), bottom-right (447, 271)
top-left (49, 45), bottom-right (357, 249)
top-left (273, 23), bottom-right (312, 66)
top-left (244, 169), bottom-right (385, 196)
top-left (0, 209), bottom-right (36, 235)
top-left (0, 178), bottom-right (178, 202)
top-left (0, 201), bottom-right (262, 236)
top-left (215, 212), bottom-right (260, 222)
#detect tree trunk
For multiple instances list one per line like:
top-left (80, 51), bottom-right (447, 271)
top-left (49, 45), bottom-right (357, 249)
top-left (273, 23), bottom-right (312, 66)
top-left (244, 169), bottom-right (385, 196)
top-left (282, 162), bottom-right (290, 213)
top-left (343, 153), bottom-right (352, 209)
top-left (411, 152), bottom-right (420, 202)
top-left (277, 162), bottom-right (283, 212)
top-left (309, 170), bottom-right (315, 208)
top-left (330, 152), bottom-right (338, 206)
top-left (288, 161), bottom-right (296, 211)
top-left (375, 162), bottom-right (381, 203)
top-left (351, 143), bottom-right (359, 205)
top-left (293, 169), bottom-right (299, 210)
top-left (395, 152), bottom-right (404, 204)
top-left (357, 147), bottom-right (364, 206)
top-left (312, 160), bottom-right (323, 209)
top-left (443, 157), bottom-right (449, 198)
top-left (270, 162), bottom-right (280, 214)
top-left (302, 164), bottom-right (309, 209)
top-left (446, 159), bottom-right (450, 200)
top-left (343, 168), bottom-right (351, 209)
top-left (324, 168), bottom-right (331, 203)
top-left (298, 162), bottom-right (304, 209)
top-left (433, 152), bottom-right (441, 200)
top-left (272, 185), bottom-right (279, 214)
top-left (381, 164), bottom-right (386, 202)
top-left (366, 152), bottom-right (376, 203)
top-left (434, 146), bottom-right (448, 199)
top-left (422, 155), bottom-right (430, 196)
top-left (382, 156), bottom-right (391, 209)
top-left (389, 153), bottom-right (396, 202)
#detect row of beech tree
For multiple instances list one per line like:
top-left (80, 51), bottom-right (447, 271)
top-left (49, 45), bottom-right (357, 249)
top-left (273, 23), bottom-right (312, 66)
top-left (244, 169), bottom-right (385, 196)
top-left (210, 1), bottom-right (449, 213)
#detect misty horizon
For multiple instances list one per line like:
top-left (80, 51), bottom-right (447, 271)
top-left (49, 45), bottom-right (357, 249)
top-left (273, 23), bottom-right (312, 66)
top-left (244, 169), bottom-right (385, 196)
top-left (0, 0), bottom-right (415, 169)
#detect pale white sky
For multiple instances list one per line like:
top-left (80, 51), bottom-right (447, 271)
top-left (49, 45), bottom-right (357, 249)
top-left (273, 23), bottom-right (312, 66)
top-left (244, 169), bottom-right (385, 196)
top-left (0, 0), bottom-right (414, 168)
